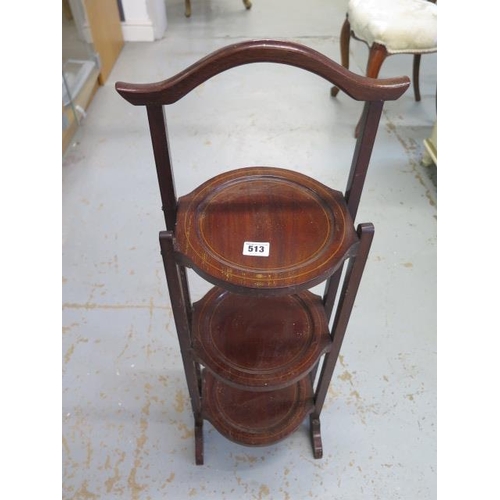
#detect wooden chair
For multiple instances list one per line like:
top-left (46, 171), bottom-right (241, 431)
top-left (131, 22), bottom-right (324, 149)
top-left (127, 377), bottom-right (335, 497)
top-left (331, 0), bottom-right (437, 136)
top-left (116, 40), bottom-right (409, 464)
top-left (184, 0), bottom-right (252, 17)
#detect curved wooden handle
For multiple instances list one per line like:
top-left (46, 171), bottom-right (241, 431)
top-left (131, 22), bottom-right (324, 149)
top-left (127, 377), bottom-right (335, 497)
top-left (115, 39), bottom-right (409, 105)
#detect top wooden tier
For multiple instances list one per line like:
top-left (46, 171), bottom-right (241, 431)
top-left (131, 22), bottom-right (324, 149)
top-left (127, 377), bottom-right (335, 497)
top-left (175, 166), bottom-right (358, 295)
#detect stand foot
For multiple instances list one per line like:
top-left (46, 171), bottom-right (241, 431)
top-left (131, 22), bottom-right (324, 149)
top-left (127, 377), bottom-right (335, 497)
top-left (309, 414), bottom-right (323, 459)
top-left (331, 86), bottom-right (340, 97)
top-left (243, 0), bottom-right (252, 9)
top-left (195, 419), bottom-right (204, 465)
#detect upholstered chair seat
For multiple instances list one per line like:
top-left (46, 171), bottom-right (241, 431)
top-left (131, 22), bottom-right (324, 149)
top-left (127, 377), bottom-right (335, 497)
top-left (348, 0), bottom-right (437, 54)
top-left (332, 0), bottom-right (437, 136)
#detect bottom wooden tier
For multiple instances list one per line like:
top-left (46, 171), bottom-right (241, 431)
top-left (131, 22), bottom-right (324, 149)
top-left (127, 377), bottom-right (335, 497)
top-left (202, 370), bottom-right (314, 447)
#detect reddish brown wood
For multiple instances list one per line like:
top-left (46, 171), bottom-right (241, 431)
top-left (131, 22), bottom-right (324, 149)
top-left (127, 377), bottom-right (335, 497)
top-left (352, 45), bottom-right (388, 138)
top-left (195, 418), bottom-right (203, 465)
top-left (313, 223), bottom-right (374, 416)
top-left (146, 105), bottom-right (178, 230)
top-left (202, 371), bottom-right (314, 447)
top-left (309, 414), bottom-right (323, 459)
top-left (115, 40), bottom-right (407, 463)
top-left (331, 17), bottom-right (351, 97)
top-left (159, 231), bottom-right (202, 415)
top-left (115, 39), bottom-right (409, 105)
top-left (192, 288), bottom-right (331, 390)
top-left (413, 54), bottom-right (422, 102)
top-left (347, 101), bottom-right (384, 220)
top-left (366, 43), bottom-right (389, 80)
top-left (323, 265), bottom-right (344, 321)
top-left (175, 166), bottom-right (358, 294)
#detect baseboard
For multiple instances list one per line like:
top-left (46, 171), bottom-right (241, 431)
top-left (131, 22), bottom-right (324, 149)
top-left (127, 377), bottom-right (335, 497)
top-left (120, 21), bottom-right (155, 42)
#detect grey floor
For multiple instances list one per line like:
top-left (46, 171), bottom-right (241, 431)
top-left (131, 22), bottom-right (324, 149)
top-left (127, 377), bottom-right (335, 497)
top-left (62, 1), bottom-right (437, 498)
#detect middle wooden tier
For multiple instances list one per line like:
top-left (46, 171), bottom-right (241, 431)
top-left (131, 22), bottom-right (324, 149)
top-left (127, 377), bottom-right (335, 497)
top-left (192, 287), bottom-right (332, 391)
top-left (175, 166), bottom-right (358, 295)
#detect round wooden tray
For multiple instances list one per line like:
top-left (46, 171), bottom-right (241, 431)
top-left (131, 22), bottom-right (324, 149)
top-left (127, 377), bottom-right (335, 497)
top-left (193, 287), bottom-right (331, 390)
top-left (202, 371), bottom-right (314, 447)
top-left (175, 167), bottom-right (357, 294)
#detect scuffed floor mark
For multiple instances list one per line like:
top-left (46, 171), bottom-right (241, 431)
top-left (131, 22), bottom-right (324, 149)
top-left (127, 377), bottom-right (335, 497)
top-left (232, 453), bottom-right (261, 464)
top-left (336, 358), bottom-right (380, 424)
top-left (397, 352), bottom-right (419, 380)
top-left (385, 119), bottom-right (437, 209)
top-left (175, 389), bottom-right (186, 413)
top-left (86, 283), bottom-right (106, 304)
top-left (257, 484), bottom-right (270, 499)
top-left (148, 297), bottom-right (155, 331)
top-left (62, 436), bottom-right (71, 458)
top-left (127, 466), bottom-right (146, 500)
top-left (73, 479), bottom-right (99, 499)
top-left (339, 370), bottom-right (353, 384)
top-left (409, 157), bottom-right (437, 209)
top-left (405, 382), bottom-right (426, 403)
top-left (64, 337), bottom-right (89, 365)
top-left (63, 322), bottom-right (80, 335)
top-left (176, 421), bottom-right (194, 439)
top-left (127, 383), bottom-right (153, 500)
top-left (62, 302), bottom-right (169, 311)
top-left (146, 297), bottom-right (156, 359)
top-left (160, 472), bottom-right (176, 489)
top-left (104, 450), bottom-right (126, 495)
top-left (85, 440), bottom-right (93, 469)
top-left (279, 489), bottom-right (291, 500)
top-left (235, 475), bottom-right (250, 495)
top-left (116, 324), bottom-right (135, 360)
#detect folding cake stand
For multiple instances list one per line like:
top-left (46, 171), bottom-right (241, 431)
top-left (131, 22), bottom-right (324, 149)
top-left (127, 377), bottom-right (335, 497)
top-left (116, 40), bottom-right (409, 464)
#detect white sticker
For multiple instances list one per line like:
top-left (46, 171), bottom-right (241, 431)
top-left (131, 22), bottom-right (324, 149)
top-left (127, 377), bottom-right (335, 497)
top-left (242, 241), bottom-right (270, 257)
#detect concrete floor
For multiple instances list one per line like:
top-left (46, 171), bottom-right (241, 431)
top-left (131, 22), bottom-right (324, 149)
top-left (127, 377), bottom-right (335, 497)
top-left (62, 1), bottom-right (437, 498)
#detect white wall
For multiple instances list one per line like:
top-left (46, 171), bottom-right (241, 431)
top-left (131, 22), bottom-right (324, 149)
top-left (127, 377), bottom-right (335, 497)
top-left (120, 0), bottom-right (167, 41)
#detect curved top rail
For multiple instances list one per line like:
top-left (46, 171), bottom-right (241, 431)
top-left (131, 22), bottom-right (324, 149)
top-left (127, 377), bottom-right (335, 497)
top-left (115, 39), bottom-right (409, 105)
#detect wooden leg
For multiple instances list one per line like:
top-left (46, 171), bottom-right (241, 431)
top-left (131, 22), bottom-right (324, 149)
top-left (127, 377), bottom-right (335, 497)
top-left (413, 54), bottom-right (421, 102)
top-left (365, 43), bottom-right (388, 79)
top-left (354, 43), bottom-right (388, 137)
top-left (346, 101), bottom-right (384, 221)
top-left (159, 231), bottom-right (204, 466)
top-left (185, 0), bottom-right (191, 17)
top-left (309, 225), bottom-right (373, 457)
top-left (242, 0), bottom-right (252, 9)
top-left (313, 224), bottom-right (375, 418)
top-left (195, 417), bottom-right (204, 465)
top-left (331, 17), bottom-right (351, 97)
top-left (323, 264), bottom-right (344, 322)
top-left (309, 414), bottom-right (323, 459)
